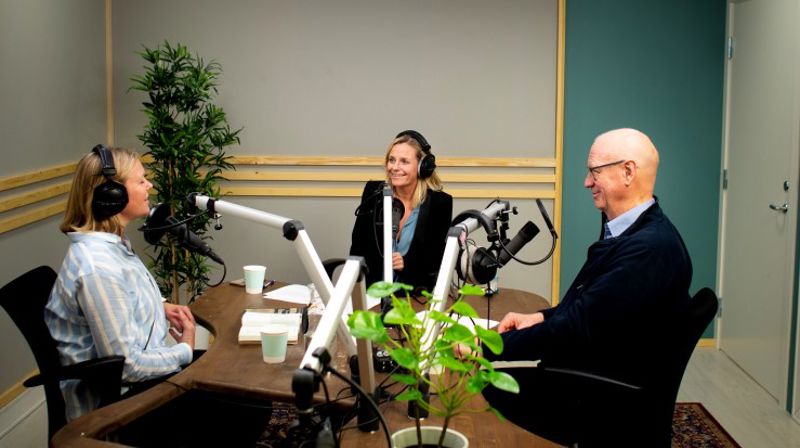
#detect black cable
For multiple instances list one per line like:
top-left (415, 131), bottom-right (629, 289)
top-left (325, 365), bottom-right (392, 447)
top-left (205, 262), bottom-right (226, 288)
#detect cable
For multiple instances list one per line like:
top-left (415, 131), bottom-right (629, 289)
top-left (205, 262), bottom-right (227, 288)
top-left (325, 365), bottom-right (392, 447)
top-left (495, 232), bottom-right (557, 266)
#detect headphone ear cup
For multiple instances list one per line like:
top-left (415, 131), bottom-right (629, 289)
top-left (92, 180), bottom-right (128, 220)
top-left (418, 152), bottom-right (436, 179)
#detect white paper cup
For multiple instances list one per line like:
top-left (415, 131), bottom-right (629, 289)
top-left (243, 265), bottom-right (267, 294)
top-left (260, 324), bottom-right (289, 363)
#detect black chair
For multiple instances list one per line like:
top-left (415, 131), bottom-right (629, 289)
top-left (0, 266), bottom-right (125, 442)
top-left (540, 287), bottom-right (719, 447)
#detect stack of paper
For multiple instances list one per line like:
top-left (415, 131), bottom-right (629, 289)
top-left (238, 308), bottom-right (302, 345)
top-left (263, 284), bottom-right (312, 305)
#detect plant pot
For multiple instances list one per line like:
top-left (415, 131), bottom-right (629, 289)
top-left (391, 426), bottom-right (469, 448)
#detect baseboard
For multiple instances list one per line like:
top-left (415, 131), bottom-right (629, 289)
top-left (0, 386), bottom-right (47, 446)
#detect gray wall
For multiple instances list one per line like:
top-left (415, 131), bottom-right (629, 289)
top-left (0, 0), bottom-right (106, 393)
top-left (114, 0), bottom-right (559, 297)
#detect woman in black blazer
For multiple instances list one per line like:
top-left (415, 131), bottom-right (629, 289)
top-left (350, 130), bottom-right (453, 292)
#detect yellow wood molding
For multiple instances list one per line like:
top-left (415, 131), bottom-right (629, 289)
top-left (223, 186), bottom-right (556, 199)
top-left (0, 371), bottom-right (36, 408)
top-left (0, 201), bottom-right (66, 235)
top-left (0, 163), bottom-right (76, 193)
top-left (0, 182), bottom-right (71, 214)
top-left (221, 171), bottom-right (557, 184)
top-left (552, 0), bottom-right (566, 306)
top-left (696, 338), bottom-right (716, 348)
top-left (140, 154), bottom-right (554, 168)
top-left (105, 0), bottom-right (114, 145)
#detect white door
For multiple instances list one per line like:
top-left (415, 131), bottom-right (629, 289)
top-left (719, 0), bottom-right (800, 407)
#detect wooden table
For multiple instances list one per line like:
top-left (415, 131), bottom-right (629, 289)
top-left (52, 284), bottom-right (558, 447)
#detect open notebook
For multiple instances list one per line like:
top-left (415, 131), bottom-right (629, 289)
top-left (238, 308), bottom-right (303, 345)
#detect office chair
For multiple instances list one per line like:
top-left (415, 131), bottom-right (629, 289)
top-left (539, 287), bottom-right (718, 447)
top-left (0, 266), bottom-right (125, 442)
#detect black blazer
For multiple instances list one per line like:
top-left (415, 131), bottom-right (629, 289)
top-left (349, 180), bottom-right (453, 292)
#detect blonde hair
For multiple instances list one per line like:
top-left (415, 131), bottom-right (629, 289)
top-left (60, 147), bottom-right (141, 236)
top-left (384, 134), bottom-right (443, 209)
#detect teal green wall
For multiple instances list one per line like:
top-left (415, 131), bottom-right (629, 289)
top-left (561, 0), bottom-right (726, 337)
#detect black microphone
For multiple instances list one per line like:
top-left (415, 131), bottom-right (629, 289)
top-left (496, 220), bottom-right (540, 267)
top-left (141, 204), bottom-right (225, 265)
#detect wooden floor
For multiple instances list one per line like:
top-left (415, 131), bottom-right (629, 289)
top-left (678, 347), bottom-right (800, 447)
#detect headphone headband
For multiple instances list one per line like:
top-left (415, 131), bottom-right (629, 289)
top-left (396, 130), bottom-right (431, 154)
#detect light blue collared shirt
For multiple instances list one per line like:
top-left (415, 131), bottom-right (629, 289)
top-left (605, 198), bottom-right (656, 238)
top-left (45, 232), bottom-right (192, 420)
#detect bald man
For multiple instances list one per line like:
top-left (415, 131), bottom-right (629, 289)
top-left (482, 129), bottom-right (692, 446)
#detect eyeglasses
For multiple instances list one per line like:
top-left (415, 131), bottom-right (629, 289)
top-left (587, 159), bottom-right (625, 180)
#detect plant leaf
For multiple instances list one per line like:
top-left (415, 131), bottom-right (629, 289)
top-left (390, 373), bottom-right (418, 386)
top-left (442, 323), bottom-right (473, 343)
top-left (487, 405), bottom-right (507, 422)
top-left (394, 389), bottom-right (423, 402)
top-left (388, 347), bottom-right (418, 371)
top-left (459, 284), bottom-right (486, 297)
top-left (437, 355), bottom-right (470, 372)
top-left (488, 371), bottom-right (520, 394)
top-left (475, 326), bottom-right (503, 355)
top-left (366, 281), bottom-right (402, 298)
top-left (450, 301), bottom-right (479, 318)
top-left (346, 311), bottom-right (388, 344)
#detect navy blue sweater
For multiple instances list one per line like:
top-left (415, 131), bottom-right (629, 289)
top-left (488, 202), bottom-right (692, 387)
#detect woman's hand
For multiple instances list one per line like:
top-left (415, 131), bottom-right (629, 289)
top-left (496, 312), bottom-right (544, 333)
top-left (164, 303), bottom-right (196, 349)
top-left (392, 252), bottom-right (404, 271)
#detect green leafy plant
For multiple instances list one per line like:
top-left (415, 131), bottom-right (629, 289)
top-left (347, 282), bottom-right (519, 448)
top-left (130, 41), bottom-right (241, 303)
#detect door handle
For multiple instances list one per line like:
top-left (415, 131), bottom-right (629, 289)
top-left (769, 203), bottom-right (789, 213)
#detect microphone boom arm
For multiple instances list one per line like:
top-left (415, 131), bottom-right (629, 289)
top-left (188, 194), bottom-right (357, 358)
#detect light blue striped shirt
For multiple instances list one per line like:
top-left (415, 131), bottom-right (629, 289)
top-left (45, 232), bottom-right (192, 420)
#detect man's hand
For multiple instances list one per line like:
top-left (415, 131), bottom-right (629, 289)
top-left (496, 312), bottom-right (544, 333)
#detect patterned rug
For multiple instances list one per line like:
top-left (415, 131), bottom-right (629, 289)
top-left (672, 402), bottom-right (741, 448)
top-left (256, 401), bottom-right (740, 447)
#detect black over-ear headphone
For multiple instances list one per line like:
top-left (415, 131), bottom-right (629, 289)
top-left (91, 144), bottom-right (129, 220)
top-left (396, 130), bottom-right (436, 179)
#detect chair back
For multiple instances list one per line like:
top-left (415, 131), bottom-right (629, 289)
top-left (0, 266), bottom-right (65, 439)
top-left (651, 287), bottom-right (718, 442)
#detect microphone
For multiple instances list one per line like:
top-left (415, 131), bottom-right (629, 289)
top-left (391, 197), bottom-right (404, 242)
top-left (496, 221), bottom-right (540, 267)
top-left (140, 203), bottom-right (225, 265)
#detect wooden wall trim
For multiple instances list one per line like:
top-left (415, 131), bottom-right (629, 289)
top-left (0, 371), bottom-right (36, 408)
top-left (0, 155), bottom-right (557, 233)
top-left (0, 163), bottom-right (76, 193)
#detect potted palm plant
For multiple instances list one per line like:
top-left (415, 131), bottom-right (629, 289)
top-left (347, 282), bottom-right (520, 448)
top-left (130, 41), bottom-right (241, 303)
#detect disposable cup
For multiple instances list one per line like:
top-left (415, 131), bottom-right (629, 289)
top-left (260, 324), bottom-right (289, 363)
top-left (243, 265), bottom-right (267, 294)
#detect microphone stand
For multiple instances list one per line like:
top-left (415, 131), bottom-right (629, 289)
top-left (291, 257), bottom-right (383, 442)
